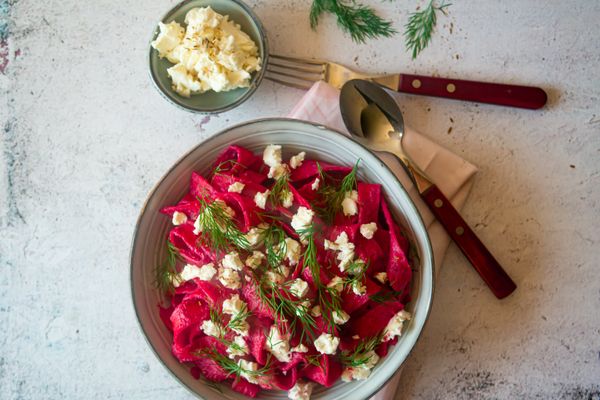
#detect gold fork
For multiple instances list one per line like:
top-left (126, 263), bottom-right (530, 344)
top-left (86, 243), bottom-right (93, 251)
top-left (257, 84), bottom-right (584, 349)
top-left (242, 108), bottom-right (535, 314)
top-left (265, 54), bottom-right (547, 109)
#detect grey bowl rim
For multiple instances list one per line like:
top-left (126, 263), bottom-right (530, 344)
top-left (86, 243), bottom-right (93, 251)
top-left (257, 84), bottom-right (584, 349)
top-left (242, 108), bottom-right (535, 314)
top-left (129, 117), bottom-right (435, 400)
top-left (147, 0), bottom-right (270, 114)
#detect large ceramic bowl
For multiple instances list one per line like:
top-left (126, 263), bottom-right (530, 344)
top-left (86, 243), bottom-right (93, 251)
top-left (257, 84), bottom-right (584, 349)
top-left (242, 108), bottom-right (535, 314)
top-left (148, 0), bottom-right (268, 114)
top-left (130, 118), bottom-right (434, 399)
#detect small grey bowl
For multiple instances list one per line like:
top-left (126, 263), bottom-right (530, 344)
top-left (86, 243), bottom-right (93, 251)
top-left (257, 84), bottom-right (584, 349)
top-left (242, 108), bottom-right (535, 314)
top-left (148, 0), bottom-right (268, 114)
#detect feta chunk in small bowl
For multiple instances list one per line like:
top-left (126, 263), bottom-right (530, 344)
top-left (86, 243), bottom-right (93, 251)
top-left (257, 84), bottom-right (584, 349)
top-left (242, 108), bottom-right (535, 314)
top-left (148, 0), bottom-right (268, 113)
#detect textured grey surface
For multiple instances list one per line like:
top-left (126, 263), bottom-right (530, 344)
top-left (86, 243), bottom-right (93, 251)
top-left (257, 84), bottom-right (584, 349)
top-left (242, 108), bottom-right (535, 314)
top-left (1, 1), bottom-right (599, 399)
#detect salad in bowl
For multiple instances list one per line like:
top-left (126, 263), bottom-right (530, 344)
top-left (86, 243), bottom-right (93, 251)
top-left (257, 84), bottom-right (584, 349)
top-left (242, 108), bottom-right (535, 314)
top-left (130, 118), bottom-right (433, 400)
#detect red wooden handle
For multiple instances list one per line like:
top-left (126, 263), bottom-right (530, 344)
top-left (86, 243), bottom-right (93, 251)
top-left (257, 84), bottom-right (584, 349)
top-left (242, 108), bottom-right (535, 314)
top-left (421, 185), bottom-right (517, 299)
top-left (398, 73), bottom-right (547, 109)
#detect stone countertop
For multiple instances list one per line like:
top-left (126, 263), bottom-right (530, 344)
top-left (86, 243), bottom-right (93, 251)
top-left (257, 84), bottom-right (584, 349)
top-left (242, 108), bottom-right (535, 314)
top-left (1, 1), bottom-right (599, 399)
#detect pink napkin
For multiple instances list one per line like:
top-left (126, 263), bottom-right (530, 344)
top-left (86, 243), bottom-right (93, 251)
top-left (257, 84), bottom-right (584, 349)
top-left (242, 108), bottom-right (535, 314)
top-left (288, 81), bottom-right (478, 399)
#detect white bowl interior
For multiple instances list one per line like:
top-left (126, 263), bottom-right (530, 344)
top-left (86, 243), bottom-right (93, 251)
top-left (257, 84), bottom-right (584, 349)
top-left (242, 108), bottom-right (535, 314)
top-left (130, 118), bottom-right (434, 400)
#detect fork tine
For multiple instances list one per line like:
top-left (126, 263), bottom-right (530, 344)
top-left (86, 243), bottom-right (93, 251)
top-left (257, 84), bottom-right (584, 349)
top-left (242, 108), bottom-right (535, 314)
top-left (264, 76), bottom-right (313, 90)
top-left (266, 67), bottom-right (321, 83)
top-left (269, 61), bottom-right (323, 75)
top-left (270, 54), bottom-right (326, 66)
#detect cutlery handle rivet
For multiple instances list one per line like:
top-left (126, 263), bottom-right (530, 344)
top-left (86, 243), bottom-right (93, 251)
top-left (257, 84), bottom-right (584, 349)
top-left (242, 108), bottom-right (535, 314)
top-left (455, 226), bottom-right (464, 235)
top-left (446, 83), bottom-right (456, 93)
top-left (412, 79), bottom-right (422, 89)
top-left (434, 199), bottom-right (443, 208)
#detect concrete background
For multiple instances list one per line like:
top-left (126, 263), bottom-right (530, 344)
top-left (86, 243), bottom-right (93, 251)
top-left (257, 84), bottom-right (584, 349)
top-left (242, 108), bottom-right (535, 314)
top-left (1, 0), bottom-right (599, 398)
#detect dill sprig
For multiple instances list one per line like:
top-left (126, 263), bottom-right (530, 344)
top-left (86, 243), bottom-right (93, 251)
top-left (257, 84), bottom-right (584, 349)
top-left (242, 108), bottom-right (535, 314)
top-left (369, 289), bottom-right (405, 303)
top-left (315, 160), bottom-right (360, 223)
top-left (254, 275), bottom-right (318, 342)
top-left (310, 0), bottom-right (396, 43)
top-left (260, 223), bottom-right (287, 271)
top-left (212, 159), bottom-right (245, 177)
top-left (196, 197), bottom-right (250, 256)
top-left (154, 241), bottom-right (181, 296)
top-left (227, 305), bottom-right (252, 333)
top-left (404, 1), bottom-right (451, 59)
top-left (197, 347), bottom-right (272, 380)
top-left (296, 224), bottom-right (321, 287)
top-left (268, 173), bottom-right (292, 207)
top-left (317, 285), bottom-right (344, 333)
top-left (339, 333), bottom-right (384, 367)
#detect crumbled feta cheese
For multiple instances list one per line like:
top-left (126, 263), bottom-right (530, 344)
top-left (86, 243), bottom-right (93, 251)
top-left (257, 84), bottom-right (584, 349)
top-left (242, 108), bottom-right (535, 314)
top-left (175, 263), bottom-right (216, 286)
top-left (284, 238), bottom-right (301, 265)
top-left (227, 335), bottom-right (249, 359)
top-left (334, 232), bottom-right (356, 272)
top-left (198, 263), bottom-right (217, 280)
top-left (352, 280), bottom-right (367, 296)
top-left (291, 206), bottom-right (314, 235)
top-left (327, 276), bottom-right (345, 293)
top-left (265, 270), bottom-right (285, 285)
top-left (341, 368), bottom-right (354, 382)
top-left (254, 190), bottom-right (270, 209)
top-left (151, 21), bottom-right (184, 57)
top-left (245, 224), bottom-right (268, 247)
top-left (288, 380), bottom-right (314, 400)
top-left (310, 305), bottom-right (322, 317)
top-left (218, 268), bottom-right (241, 289)
top-left (263, 145), bottom-right (282, 168)
top-left (266, 326), bottom-right (291, 362)
top-left (360, 222), bottom-right (378, 239)
top-left (245, 250), bottom-right (265, 269)
top-left (151, 7), bottom-right (261, 96)
top-left (268, 163), bottom-right (290, 180)
top-left (291, 343), bottom-right (309, 354)
top-left (289, 278), bottom-right (309, 298)
top-left (333, 310), bottom-right (350, 325)
top-left (227, 181), bottom-right (245, 193)
top-left (341, 351), bottom-right (380, 381)
top-left (374, 272), bottom-right (388, 284)
top-left (280, 265), bottom-right (290, 278)
top-left (172, 211), bottom-right (188, 225)
top-left (222, 251), bottom-right (244, 271)
top-left (341, 190), bottom-right (359, 216)
top-left (311, 178), bottom-right (320, 191)
top-left (201, 320), bottom-right (224, 338)
top-left (289, 152), bottom-right (306, 169)
top-left (314, 333), bottom-right (340, 355)
top-left (238, 359), bottom-right (259, 384)
top-left (222, 294), bottom-right (246, 316)
top-left (383, 310), bottom-right (412, 341)
top-left (282, 190), bottom-right (294, 208)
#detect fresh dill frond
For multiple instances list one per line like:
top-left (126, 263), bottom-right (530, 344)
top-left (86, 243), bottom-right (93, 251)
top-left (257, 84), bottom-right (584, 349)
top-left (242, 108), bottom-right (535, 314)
top-left (404, 1), bottom-right (451, 59)
top-left (227, 305), bottom-right (252, 333)
top-left (310, 0), bottom-right (397, 43)
top-left (317, 285), bottom-right (344, 334)
top-left (339, 333), bottom-right (384, 367)
top-left (261, 224), bottom-right (287, 270)
top-left (254, 275), bottom-right (318, 341)
top-left (154, 241), bottom-right (181, 296)
top-left (306, 354), bottom-right (323, 368)
top-left (316, 159), bottom-right (360, 223)
top-left (211, 159), bottom-right (245, 177)
top-left (197, 348), bottom-right (271, 380)
top-left (196, 197), bottom-right (250, 256)
top-left (296, 224), bottom-right (321, 287)
top-left (268, 173), bottom-right (292, 207)
top-left (369, 289), bottom-right (405, 303)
